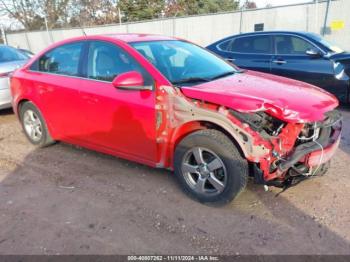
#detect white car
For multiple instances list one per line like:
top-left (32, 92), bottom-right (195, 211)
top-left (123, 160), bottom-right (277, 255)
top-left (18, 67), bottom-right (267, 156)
top-left (0, 45), bottom-right (29, 110)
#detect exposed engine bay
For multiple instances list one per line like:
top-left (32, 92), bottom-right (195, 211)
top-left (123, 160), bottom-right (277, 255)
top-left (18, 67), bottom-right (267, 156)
top-left (229, 109), bottom-right (342, 190)
top-left (229, 110), bottom-right (285, 137)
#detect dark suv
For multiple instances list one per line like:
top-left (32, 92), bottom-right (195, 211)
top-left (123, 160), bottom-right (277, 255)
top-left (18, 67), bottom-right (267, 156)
top-left (207, 31), bottom-right (350, 104)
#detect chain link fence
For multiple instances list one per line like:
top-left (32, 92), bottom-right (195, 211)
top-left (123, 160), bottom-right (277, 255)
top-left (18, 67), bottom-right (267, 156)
top-left (4, 0), bottom-right (349, 53)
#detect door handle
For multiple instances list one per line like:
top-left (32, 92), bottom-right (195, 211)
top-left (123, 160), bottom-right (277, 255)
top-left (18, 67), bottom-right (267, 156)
top-left (37, 85), bottom-right (52, 94)
top-left (82, 94), bottom-right (99, 104)
top-left (226, 58), bottom-right (236, 62)
top-left (272, 60), bottom-right (287, 65)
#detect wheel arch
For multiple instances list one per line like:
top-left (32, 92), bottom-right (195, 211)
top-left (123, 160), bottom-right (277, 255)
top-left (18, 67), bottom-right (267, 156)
top-left (17, 99), bottom-right (29, 114)
top-left (16, 99), bottom-right (56, 140)
top-left (168, 120), bottom-right (247, 168)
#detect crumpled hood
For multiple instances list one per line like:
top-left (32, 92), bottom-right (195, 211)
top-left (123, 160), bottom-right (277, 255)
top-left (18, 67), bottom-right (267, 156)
top-left (180, 70), bottom-right (339, 123)
top-left (329, 51), bottom-right (350, 62)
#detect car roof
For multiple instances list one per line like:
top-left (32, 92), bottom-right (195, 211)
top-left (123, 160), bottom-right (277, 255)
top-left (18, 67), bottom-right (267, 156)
top-left (233, 31), bottom-right (311, 37)
top-left (51, 34), bottom-right (179, 48)
top-left (100, 33), bottom-right (178, 43)
top-left (207, 31), bottom-right (317, 47)
top-left (30, 33), bottom-right (182, 62)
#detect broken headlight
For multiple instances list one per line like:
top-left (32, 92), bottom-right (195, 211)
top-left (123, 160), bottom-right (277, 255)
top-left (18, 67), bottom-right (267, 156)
top-left (229, 110), bottom-right (285, 136)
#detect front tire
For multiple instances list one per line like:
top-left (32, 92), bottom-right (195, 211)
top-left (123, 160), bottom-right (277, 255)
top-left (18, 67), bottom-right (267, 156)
top-left (174, 129), bottom-right (248, 205)
top-left (19, 102), bottom-right (55, 147)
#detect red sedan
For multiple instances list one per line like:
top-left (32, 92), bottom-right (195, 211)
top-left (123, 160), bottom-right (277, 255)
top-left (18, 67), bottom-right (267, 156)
top-left (11, 34), bottom-right (342, 204)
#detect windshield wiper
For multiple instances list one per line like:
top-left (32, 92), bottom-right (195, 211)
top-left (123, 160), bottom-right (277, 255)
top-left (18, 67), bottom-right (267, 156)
top-left (172, 71), bottom-right (237, 86)
top-left (172, 77), bottom-right (211, 85)
top-left (210, 71), bottom-right (235, 81)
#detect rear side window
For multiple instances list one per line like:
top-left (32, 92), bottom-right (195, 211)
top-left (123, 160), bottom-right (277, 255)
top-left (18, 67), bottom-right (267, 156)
top-left (87, 41), bottom-right (153, 85)
top-left (217, 39), bottom-right (234, 51)
top-left (230, 35), bottom-right (272, 54)
top-left (275, 35), bottom-right (315, 55)
top-left (33, 42), bottom-right (83, 76)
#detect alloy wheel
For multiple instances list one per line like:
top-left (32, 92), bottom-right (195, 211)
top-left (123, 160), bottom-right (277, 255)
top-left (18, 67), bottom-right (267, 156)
top-left (23, 109), bottom-right (43, 142)
top-left (181, 147), bottom-right (227, 196)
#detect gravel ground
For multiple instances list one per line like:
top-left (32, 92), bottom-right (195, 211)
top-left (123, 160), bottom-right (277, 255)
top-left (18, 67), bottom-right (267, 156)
top-left (0, 107), bottom-right (349, 255)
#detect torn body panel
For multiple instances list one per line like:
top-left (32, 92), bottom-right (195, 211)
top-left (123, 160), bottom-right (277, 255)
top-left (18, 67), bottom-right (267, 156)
top-left (155, 85), bottom-right (269, 169)
top-left (155, 84), bottom-right (342, 187)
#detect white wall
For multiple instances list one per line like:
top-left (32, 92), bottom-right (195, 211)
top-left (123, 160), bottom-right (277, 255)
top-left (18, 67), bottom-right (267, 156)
top-left (6, 0), bottom-right (349, 53)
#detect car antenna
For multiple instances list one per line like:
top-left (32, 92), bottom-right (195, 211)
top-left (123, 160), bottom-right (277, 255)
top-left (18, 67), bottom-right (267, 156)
top-left (81, 28), bottom-right (87, 36)
top-left (78, 22), bottom-right (87, 37)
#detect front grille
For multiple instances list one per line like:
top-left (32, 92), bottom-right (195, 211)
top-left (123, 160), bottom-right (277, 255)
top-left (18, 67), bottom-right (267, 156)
top-left (297, 110), bottom-right (342, 146)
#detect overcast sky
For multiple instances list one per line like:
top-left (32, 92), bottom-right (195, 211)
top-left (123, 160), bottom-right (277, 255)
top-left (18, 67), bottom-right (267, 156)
top-left (251, 0), bottom-right (312, 7)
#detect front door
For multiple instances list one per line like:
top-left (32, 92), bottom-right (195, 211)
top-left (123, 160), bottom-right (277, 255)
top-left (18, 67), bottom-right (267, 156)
top-left (77, 41), bottom-right (157, 163)
top-left (271, 35), bottom-right (335, 94)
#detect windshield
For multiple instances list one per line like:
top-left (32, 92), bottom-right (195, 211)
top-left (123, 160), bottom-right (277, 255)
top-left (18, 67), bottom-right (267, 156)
top-left (309, 34), bottom-right (344, 54)
top-left (130, 40), bottom-right (237, 85)
top-left (0, 45), bottom-right (29, 63)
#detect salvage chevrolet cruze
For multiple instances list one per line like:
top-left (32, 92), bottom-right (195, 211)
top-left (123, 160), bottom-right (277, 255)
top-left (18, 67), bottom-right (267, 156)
top-left (10, 34), bottom-right (342, 204)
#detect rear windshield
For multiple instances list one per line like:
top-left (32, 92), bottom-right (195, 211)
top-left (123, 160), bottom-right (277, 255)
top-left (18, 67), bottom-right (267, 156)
top-left (0, 46), bottom-right (29, 63)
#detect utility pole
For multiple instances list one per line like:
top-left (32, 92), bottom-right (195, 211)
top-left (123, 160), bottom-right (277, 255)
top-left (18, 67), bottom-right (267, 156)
top-left (315, 0), bottom-right (319, 33)
top-left (1, 24), bottom-right (7, 45)
top-left (44, 15), bottom-right (53, 43)
top-left (239, 4), bottom-right (245, 34)
top-left (322, 0), bottom-right (331, 36)
top-left (118, 7), bottom-right (122, 25)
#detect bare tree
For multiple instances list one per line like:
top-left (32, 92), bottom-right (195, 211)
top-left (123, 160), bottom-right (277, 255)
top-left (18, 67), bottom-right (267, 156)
top-left (0, 0), bottom-right (246, 31)
top-left (70, 0), bottom-right (121, 26)
top-left (242, 0), bottom-right (257, 9)
top-left (0, 0), bottom-right (71, 30)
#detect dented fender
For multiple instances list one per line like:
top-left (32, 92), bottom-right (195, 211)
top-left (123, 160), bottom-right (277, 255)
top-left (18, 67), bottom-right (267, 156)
top-left (155, 85), bottom-right (270, 169)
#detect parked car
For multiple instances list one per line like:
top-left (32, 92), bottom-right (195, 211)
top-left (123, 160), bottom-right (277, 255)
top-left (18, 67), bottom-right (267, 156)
top-left (207, 31), bottom-right (350, 104)
top-left (17, 48), bottom-right (34, 58)
top-left (11, 34), bottom-right (342, 204)
top-left (0, 45), bottom-right (30, 110)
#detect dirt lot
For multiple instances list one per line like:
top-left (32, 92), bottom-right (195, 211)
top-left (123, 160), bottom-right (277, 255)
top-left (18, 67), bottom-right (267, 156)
top-left (0, 107), bottom-right (349, 255)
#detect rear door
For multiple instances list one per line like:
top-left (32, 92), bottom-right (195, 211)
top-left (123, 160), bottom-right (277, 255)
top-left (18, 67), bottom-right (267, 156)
top-left (271, 34), bottom-right (335, 90)
top-left (28, 41), bottom-right (86, 138)
top-left (219, 35), bottom-right (273, 74)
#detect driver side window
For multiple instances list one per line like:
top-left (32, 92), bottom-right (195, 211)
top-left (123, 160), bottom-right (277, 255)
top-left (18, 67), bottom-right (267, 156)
top-left (87, 41), bottom-right (153, 85)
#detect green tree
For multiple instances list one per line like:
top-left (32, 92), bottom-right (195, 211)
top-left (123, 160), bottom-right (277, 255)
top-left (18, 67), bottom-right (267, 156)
top-left (70, 0), bottom-right (120, 26)
top-left (119, 0), bottom-right (165, 22)
top-left (164, 0), bottom-right (239, 17)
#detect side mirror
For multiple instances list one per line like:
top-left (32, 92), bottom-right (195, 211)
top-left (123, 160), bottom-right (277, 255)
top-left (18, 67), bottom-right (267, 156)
top-left (112, 71), bottom-right (152, 91)
top-left (306, 48), bottom-right (322, 58)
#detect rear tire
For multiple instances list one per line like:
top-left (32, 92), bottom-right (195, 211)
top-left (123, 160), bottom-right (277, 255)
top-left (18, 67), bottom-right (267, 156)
top-left (174, 129), bottom-right (248, 205)
top-left (19, 102), bottom-right (55, 147)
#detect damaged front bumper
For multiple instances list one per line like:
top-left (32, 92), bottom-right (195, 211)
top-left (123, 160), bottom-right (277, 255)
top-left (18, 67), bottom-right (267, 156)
top-left (278, 113), bottom-right (342, 173)
top-left (304, 122), bottom-right (341, 168)
top-left (254, 110), bottom-right (342, 187)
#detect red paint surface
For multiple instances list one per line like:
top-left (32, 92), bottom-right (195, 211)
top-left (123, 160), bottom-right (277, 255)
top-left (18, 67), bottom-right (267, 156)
top-left (112, 71), bottom-right (145, 88)
top-left (181, 70), bottom-right (339, 123)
